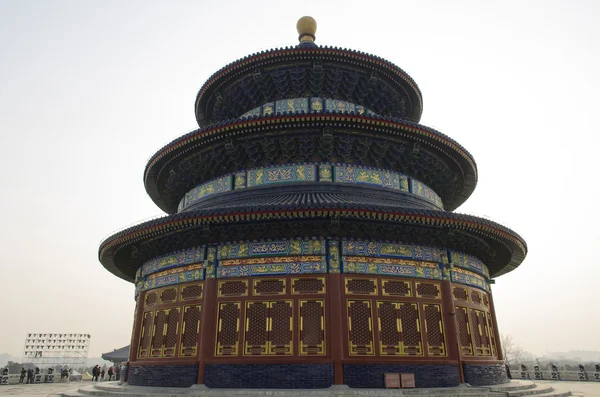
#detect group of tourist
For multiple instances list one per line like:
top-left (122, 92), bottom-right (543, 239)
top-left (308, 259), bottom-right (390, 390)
top-left (91, 365), bottom-right (118, 382)
top-left (18, 367), bottom-right (38, 384)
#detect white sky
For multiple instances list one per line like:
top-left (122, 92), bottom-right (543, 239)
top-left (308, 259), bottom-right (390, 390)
top-left (1, 0), bottom-right (599, 358)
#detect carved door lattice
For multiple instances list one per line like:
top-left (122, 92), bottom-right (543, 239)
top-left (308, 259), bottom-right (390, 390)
top-left (292, 278), bottom-right (325, 294)
top-left (453, 288), bottom-right (468, 302)
top-left (376, 301), bottom-right (423, 356)
top-left (160, 288), bottom-right (178, 304)
top-left (218, 280), bottom-right (248, 297)
top-left (254, 279), bottom-right (286, 296)
top-left (423, 304), bottom-right (446, 356)
top-left (244, 300), bottom-right (293, 355)
top-left (150, 310), bottom-right (168, 357)
top-left (470, 308), bottom-right (491, 356)
top-left (181, 284), bottom-right (203, 301)
top-left (456, 306), bottom-right (473, 355)
top-left (347, 300), bottom-right (374, 355)
top-left (382, 280), bottom-right (411, 297)
top-left (299, 299), bottom-right (325, 355)
top-left (346, 278), bottom-right (377, 295)
top-left (216, 302), bottom-right (241, 356)
top-left (416, 282), bottom-right (440, 299)
top-left (180, 305), bottom-right (201, 357)
top-left (163, 308), bottom-right (181, 357)
top-left (137, 311), bottom-right (154, 359)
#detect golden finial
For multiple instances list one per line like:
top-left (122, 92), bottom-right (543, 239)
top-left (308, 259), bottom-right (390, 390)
top-left (297, 16), bottom-right (317, 44)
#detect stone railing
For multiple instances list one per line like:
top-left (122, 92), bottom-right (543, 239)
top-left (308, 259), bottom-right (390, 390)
top-left (514, 366), bottom-right (600, 382)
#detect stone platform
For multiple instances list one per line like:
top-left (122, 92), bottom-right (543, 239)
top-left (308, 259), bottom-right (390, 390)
top-left (51, 380), bottom-right (584, 397)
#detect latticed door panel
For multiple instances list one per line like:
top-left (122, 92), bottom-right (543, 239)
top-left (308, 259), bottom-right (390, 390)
top-left (270, 301), bottom-right (293, 355)
top-left (244, 301), bottom-right (269, 355)
top-left (137, 311), bottom-right (154, 359)
top-left (486, 312), bottom-right (497, 357)
top-left (455, 306), bottom-right (473, 355)
top-left (377, 302), bottom-right (401, 355)
top-left (398, 303), bottom-right (423, 355)
top-left (150, 310), bottom-right (168, 357)
top-left (244, 300), bottom-right (293, 356)
top-left (347, 300), bottom-right (374, 355)
top-left (423, 304), bottom-right (446, 356)
top-left (470, 308), bottom-right (491, 356)
top-left (163, 308), bottom-right (181, 357)
top-left (216, 302), bottom-right (241, 356)
top-left (299, 299), bottom-right (325, 355)
top-left (376, 302), bottom-right (423, 356)
top-left (180, 305), bottom-right (201, 357)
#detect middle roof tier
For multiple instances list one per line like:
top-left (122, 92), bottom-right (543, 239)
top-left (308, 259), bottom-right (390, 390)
top-left (144, 112), bottom-right (477, 214)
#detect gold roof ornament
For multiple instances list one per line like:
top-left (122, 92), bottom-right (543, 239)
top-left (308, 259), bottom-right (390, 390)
top-left (297, 16), bottom-right (317, 43)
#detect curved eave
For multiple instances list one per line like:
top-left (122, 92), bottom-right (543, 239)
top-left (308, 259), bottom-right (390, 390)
top-left (99, 207), bottom-right (526, 283)
top-left (143, 112), bottom-right (478, 214)
top-left (193, 46), bottom-right (423, 125)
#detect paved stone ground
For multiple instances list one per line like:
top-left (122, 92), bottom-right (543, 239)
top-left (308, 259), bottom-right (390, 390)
top-left (1, 380), bottom-right (599, 397)
top-left (0, 381), bottom-right (78, 396)
top-left (535, 380), bottom-right (600, 396)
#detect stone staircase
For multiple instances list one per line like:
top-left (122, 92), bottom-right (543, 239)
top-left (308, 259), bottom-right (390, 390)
top-left (56, 380), bottom-right (581, 397)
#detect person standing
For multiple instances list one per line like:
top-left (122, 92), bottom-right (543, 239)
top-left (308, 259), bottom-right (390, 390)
top-left (27, 368), bottom-right (34, 384)
top-left (19, 367), bottom-right (26, 384)
top-left (100, 368), bottom-right (105, 381)
top-left (107, 367), bottom-right (114, 381)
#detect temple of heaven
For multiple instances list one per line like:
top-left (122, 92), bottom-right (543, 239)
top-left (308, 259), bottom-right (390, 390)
top-left (99, 17), bottom-right (527, 389)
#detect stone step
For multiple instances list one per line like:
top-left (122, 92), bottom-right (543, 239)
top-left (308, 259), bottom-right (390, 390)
top-left (61, 388), bottom-right (88, 397)
top-left (506, 386), bottom-right (555, 396)
top-left (489, 381), bottom-right (537, 392)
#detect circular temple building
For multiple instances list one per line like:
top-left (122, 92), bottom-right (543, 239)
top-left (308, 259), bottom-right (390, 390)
top-left (99, 17), bottom-right (527, 389)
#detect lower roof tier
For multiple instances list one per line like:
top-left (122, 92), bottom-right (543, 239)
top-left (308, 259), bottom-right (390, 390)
top-left (144, 113), bottom-right (477, 214)
top-left (99, 204), bottom-right (526, 284)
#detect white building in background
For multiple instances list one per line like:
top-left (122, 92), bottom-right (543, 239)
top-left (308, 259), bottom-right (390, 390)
top-left (21, 333), bottom-right (90, 371)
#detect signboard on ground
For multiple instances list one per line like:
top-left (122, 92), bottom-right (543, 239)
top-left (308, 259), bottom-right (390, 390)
top-left (384, 373), bottom-right (400, 388)
top-left (400, 373), bottom-right (415, 388)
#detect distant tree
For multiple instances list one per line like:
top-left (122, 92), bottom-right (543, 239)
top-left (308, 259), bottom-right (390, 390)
top-left (7, 361), bottom-right (23, 374)
top-left (501, 334), bottom-right (535, 367)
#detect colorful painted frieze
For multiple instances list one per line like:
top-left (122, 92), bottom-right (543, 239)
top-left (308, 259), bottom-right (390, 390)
top-left (342, 240), bottom-right (442, 262)
top-left (182, 175), bottom-right (232, 209)
top-left (410, 179), bottom-right (443, 209)
top-left (141, 246), bottom-right (205, 277)
top-left (234, 172), bottom-right (246, 189)
top-left (275, 98), bottom-right (309, 114)
top-left (451, 267), bottom-right (488, 291)
top-left (450, 251), bottom-right (489, 278)
top-left (247, 164), bottom-right (316, 187)
top-left (325, 99), bottom-right (355, 113)
top-left (217, 259), bottom-right (326, 278)
top-left (328, 240), bottom-right (341, 273)
top-left (140, 267), bottom-right (204, 292)
top-left (240, 98), bottom-right (378, 118)
top-left (218, 238), bottom-right (326, 260)
top-left (318, 164), bottom-right (333, 182)
top-left (333, 165), bottom-right (409, 192)
top-left (343, 256), bottom-right (442, 280)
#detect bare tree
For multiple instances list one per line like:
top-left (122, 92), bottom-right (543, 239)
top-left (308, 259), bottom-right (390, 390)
top-left (501, 334), bottom-right (535, 367)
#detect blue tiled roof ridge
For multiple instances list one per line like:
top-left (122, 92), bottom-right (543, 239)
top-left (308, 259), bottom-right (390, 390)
top-left (143, 111), bottom-right (476, 184)
top-left (99, 204), bottom-right (527, 257)
top-left (197, 45), bottom-right (422, 100)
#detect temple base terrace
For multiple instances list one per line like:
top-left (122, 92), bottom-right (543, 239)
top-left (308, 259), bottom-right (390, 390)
top-left (45, 380), bottom-right (585, 397)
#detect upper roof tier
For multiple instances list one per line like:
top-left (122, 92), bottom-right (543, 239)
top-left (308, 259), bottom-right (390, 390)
top-left (194, 18), bottom-right (423, 126)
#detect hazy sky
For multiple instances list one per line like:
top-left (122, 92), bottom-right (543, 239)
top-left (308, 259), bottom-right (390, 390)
top-left (1, 0), bottom-right (599, 359)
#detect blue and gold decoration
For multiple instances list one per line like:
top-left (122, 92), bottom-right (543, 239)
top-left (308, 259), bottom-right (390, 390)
top-left (177, 163), bottom-right (443, 212)
top-left (141, 246), bottom-right (205, 277)
top-left (247, 164), bottom-right (317, 187)
top-left (411, 179), bottom-right (444, 209)
top-left (240, 97), bottom-right (376, 118)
